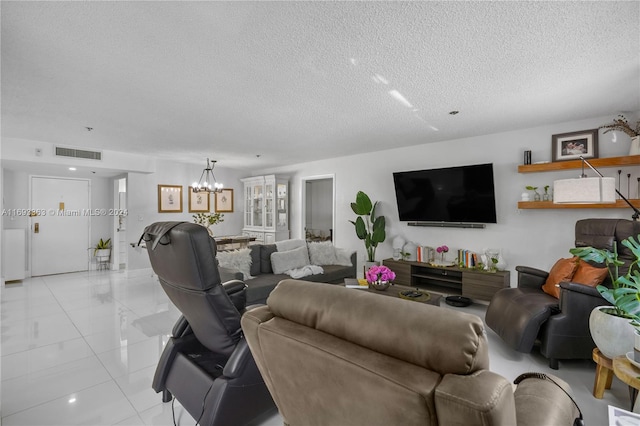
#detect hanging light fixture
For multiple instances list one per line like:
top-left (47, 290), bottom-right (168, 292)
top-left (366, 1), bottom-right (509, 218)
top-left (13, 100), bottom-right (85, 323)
top-left (192, 158), bottom-right (223, 193)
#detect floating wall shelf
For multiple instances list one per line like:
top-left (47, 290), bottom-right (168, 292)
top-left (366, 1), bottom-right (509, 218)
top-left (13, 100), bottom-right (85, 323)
top-left (518, 199), bottom-right (640, 210)
top-left (517, 155), bottom-right (640, 173)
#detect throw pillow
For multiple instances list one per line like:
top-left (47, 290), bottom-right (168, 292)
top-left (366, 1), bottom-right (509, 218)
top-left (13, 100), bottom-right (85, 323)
top-left (275, 239), bottom-right (307, 252)
top-left (541, 257), bottom-right (579, 298)
top-left (572, 260), bottom-right (609, 287)
top-left (260, 244), bottom-right (277, 274)
top-left (249, 245), bottom-right (261, 276)
top-left (271, 246), bottom-right (310, 274)
top-left (307, 241), bottom-right (338, 265)
top-left (217, 248), bottom-right (253, 280)
top-left (334, 247), bottom-right (354, 266)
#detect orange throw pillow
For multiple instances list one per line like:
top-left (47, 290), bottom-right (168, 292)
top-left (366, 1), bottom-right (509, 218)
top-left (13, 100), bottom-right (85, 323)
top-left (571, 259), bottom-right (609, 287)
top-left (541, 257), bottom-right (579, 298)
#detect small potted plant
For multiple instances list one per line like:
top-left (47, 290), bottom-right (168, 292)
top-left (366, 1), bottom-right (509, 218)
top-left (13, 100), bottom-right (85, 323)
top-left (543, 185), bottom-right (550, 201)
top-left (365, 264), bottom-right (396, 291)
top-left (526, 185), bottom-right (540, 201)
top-left (94, 238), bottom-right (111, 265)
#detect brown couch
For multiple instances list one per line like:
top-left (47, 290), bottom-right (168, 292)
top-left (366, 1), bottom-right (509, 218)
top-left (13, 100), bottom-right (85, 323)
top-left (242, 279), bottom-right (580, 425)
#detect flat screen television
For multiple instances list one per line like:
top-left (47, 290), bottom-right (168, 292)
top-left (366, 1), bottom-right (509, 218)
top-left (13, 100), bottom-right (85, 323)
top-left (393, 163), bottom-right (497, 224)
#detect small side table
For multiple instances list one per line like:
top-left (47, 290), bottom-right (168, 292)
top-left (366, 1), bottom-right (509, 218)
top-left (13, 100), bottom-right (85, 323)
top-left (613, 355), bottom-right (640, 412)
top-left (593, 348), bottom-right (614, 398)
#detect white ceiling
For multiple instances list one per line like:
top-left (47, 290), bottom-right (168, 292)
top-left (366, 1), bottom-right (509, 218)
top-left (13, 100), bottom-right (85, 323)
top-left (2, 1), bottom-right (639, 172)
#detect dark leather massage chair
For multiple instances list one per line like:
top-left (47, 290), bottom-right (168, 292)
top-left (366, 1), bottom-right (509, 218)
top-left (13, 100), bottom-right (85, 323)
top-left (140, 221), bottom-right (275, 425)
top-left (486, 218), bottom-right (640, 369)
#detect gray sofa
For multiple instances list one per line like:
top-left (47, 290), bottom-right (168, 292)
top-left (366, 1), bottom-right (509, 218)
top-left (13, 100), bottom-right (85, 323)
top-left (219, 241), bottom-right (357, 305)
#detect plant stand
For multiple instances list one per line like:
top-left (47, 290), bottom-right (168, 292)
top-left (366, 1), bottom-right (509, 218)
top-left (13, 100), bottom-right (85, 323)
top-left (95, 249), bottom-right (111, 271)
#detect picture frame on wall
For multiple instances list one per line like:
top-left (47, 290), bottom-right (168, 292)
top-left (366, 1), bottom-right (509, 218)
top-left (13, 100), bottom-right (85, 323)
top-left (158, 184), bottom-right (183, 213)
top-left (551, 129), bottom-right (598, 162)
top-left (215, 188), bottom-right (234, 213)
top-left (188, 187), bottom-right (210, 212)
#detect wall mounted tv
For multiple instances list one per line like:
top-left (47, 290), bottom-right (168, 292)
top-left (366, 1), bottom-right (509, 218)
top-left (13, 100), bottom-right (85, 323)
top-left (393, 163), bottom-right (497, 227)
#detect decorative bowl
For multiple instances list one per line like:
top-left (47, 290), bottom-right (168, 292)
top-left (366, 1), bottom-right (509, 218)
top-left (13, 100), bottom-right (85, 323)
top-left (368, 281), bottom-right (390, 291)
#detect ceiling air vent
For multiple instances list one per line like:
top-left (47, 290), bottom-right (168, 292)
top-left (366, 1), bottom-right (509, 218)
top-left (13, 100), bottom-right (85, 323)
top-left (55, 146), bottom-right (102, 160)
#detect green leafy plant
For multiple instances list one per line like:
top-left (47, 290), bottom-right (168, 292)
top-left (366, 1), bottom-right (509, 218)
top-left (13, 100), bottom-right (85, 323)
top-left (570, 235), bottom-right (640, 327)
top-left (543, 185), bottom-right (550, 195)
top-left (94, 238), bottom-right (111, 256)
top-left (349, 191), bottom-right (386, 262)
top-left (525, 185), bottom-right (539, 195)
top-left (193, 212), bottom-right (224, 227)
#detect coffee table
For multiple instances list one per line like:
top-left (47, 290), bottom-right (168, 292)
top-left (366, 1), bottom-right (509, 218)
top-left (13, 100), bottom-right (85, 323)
top-left (343, 279), bottom-right (441, 306)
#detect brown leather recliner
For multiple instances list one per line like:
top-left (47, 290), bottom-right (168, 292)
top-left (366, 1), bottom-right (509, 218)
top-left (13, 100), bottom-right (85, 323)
top-left (242, 279), bottom-right (580, 425)
top-left (141, 222), bottom-right (276, 426)
top-left (486, 218), bottom-right (640, 369)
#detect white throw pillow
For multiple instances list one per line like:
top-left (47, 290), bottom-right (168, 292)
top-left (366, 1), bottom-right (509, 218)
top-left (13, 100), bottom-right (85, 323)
top-left (334, 248), bottom-right (354, 266)
top-left (217, 248), bottom-right (253, 280)
top-left (271, 246), bottom-right (310, 274)
top-left (307, 241), bottom-right (338, 265)
top-left (275, 239), bottom-right (307, 252)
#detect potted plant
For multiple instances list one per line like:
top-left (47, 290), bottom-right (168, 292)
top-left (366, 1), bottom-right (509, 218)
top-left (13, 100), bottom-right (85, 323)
top-left (543, 185), bottom-right (550, 201)
top-left (349, 191), bottom-right (386, 267)
top-left (193, 212), bottom-right (224, 236)
top-left (600, 115), bottom-right (640, 155)
top-left (525, 185), bottom-right (540, 201)
top-left (94, 238), bottom-right (112, 267)
top-left (570, 234), bottom-right (640, 359)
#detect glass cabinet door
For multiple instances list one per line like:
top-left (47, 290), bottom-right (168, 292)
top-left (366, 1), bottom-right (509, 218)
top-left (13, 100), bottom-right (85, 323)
top-left (245, 185), bottom-right (252, 227)
top-left (277, 183), bottom-right (288, 230)
top-left (265, 182), bottom-right (274, 229)
top-left (252, 184), bottom-right (263, 227)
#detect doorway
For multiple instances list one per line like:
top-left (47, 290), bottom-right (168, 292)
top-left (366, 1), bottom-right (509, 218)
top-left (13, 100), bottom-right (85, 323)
top-left (30, 176), bottom-right (90, 276)
top-left (301, 175), bottom-right (334, 242)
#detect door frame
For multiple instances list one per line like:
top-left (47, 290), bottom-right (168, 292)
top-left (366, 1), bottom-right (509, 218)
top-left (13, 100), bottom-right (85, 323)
top-left (300, 174), bottom-right (335, 241)
top-left (29, 175), bottom-right (91, 276)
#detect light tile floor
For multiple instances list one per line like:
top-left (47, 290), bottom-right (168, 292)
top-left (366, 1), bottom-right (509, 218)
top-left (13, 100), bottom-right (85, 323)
top-left (0, 270), bottom-right (631, 425)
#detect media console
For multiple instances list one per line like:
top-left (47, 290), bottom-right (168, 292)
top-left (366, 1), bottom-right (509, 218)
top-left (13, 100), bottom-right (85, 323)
top-left (382, 259), bottom-right (510, 302)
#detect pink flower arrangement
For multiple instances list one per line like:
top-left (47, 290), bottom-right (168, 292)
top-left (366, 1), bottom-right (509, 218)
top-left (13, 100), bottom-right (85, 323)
top-left (366, 265), bottom-right (396, 283)
top-left (436, 245), bottom-right (449, 254)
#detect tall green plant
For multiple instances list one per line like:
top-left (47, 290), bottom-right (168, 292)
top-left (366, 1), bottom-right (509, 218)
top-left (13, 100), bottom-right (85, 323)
top-left (349, 191), bottom-right (386, 262)
top-left (570, 235), bottom-right (640, 326)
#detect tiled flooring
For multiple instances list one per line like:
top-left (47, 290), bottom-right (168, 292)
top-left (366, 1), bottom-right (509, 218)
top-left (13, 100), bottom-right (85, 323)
top-left (0, 270), bottom-right (632, 425)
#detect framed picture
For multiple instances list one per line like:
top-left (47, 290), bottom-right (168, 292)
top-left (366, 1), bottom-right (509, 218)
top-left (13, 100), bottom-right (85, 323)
top-left (215, 188), bottom-right (234, 213)
top-left (552, 129), bottom-right (598, 162)
top-left (188, 187), bottom-right (210, 212)
top-left (158, 184), bottom-right (183, 213)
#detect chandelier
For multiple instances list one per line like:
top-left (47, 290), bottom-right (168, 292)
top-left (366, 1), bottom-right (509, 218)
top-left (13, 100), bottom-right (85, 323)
top-left (192, 158), bottom-right (223, 193)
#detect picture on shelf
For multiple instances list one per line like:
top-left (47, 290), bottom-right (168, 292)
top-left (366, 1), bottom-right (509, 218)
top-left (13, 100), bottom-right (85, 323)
top-left (551, 129), bottom-right (598, 162)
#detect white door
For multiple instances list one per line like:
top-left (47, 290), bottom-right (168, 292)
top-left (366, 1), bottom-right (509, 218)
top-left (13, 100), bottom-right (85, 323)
top-left (31, 177), bottom-right (90, 276)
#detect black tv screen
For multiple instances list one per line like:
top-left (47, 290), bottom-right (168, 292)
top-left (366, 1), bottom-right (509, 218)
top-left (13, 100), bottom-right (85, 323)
top-left (393, 163), bottom-right (497, 224)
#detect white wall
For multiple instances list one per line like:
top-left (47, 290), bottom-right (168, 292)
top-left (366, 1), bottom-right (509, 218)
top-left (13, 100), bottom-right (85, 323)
top-left (256, 113), bottom-right (640, 284)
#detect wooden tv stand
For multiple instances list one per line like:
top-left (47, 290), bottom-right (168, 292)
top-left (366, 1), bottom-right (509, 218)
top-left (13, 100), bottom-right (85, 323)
top-left (382, 259), bottom-right (510, 301)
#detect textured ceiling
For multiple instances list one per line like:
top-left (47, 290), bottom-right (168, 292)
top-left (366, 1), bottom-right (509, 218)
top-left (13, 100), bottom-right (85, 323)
top-left (2, 1), bottom-right (639, 171)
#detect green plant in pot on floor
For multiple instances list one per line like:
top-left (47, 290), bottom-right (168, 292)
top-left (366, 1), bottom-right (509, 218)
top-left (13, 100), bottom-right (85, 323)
top-left (570, 234), bottom-right (640, 359)
top-left (349, 191), bottom-right (386, 266)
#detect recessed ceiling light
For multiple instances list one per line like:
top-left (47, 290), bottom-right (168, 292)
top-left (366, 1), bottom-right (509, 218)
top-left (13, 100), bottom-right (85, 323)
top-left (449, 110), bottom-right (459, 115)
top-left (68, 167), bottom-right (76, 171)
